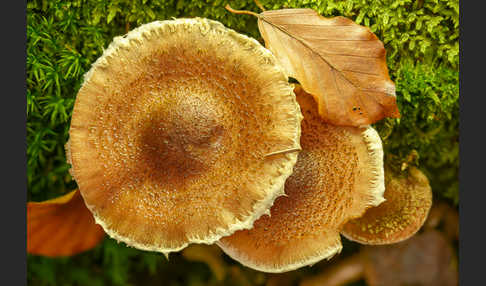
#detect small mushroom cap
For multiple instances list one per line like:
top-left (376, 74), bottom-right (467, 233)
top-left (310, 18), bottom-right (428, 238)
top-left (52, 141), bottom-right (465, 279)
top-left (341, 165), bottom-right (433, 244)
top-left (27, 190), bottom-right (105, 257)
top-left (217, 86), bottom-right (385, 273)
top-left (68, 19), bottom-right (302, 253)
top-left (363, 230), bottom-right (458, 286)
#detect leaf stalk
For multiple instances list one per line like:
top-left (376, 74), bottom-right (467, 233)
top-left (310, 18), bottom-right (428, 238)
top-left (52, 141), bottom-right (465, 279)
top-left (225, 4), bottom-right (259, 17)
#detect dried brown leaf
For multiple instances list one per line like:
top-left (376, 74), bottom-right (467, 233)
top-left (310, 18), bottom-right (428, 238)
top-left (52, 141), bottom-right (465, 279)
top-left (227, 7), bottom-right (400, 126)
top-left (27, 190), bottom-right (105, 257)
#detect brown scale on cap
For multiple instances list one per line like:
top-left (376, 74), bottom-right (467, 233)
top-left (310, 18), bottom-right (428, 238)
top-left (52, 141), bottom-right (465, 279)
top-left (68, 18), bottom-right (303, 254)
top-left (217, 86), bottom-right (385, 272)
top-left (341, 165), bottom-right (432, 244)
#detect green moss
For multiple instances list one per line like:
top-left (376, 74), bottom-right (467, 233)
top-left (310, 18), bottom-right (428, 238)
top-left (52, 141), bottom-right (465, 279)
top-left (27, 0), bottom-right (459, 285)
top-left (375, 60), bottom-right (459, 205)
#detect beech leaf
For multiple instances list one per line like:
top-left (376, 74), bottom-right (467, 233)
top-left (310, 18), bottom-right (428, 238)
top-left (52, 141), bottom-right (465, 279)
top-left (27, 189), bottom-right (105, 257)
top-left (227, 6), bottom-right (401, 127)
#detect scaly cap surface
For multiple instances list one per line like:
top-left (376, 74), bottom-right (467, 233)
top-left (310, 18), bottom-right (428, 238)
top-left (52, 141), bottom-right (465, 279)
top-left (342, 166), bottom-right (433, 244)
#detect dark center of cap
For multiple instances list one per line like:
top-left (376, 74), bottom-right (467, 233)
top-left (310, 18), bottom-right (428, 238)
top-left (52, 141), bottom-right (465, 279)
top-left (138, 92), bottom-right (226, 184)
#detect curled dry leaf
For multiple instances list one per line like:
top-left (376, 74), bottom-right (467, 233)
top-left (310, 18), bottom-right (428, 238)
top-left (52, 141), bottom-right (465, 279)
top-left (27, 189), bottom-right (105, 257)
top-left (227, 6), bottom-right (400, 127)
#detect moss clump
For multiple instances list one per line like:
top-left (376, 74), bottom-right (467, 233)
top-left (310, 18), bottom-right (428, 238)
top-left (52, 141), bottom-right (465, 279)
top-left (27, 0), bottom-right (458, 285)
top-left (375, 60), bottom-right (459, 205)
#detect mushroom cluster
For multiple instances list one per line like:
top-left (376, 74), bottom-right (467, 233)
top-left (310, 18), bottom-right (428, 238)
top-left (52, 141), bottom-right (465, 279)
top-left (28, 17), bottom-right (433, 275)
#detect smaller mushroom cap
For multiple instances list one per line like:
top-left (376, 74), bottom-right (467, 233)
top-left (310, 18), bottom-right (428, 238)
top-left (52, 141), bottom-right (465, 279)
top-left (341, 165), bottom-right (433, 244)
top-left (27, 190), bottom-right (105, 257)
top-left (217, 86), bottom-right (385, 272)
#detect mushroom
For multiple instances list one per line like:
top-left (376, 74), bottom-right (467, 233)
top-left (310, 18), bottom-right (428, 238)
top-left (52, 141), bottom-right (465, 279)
top-left (216, 86), bottom-right (385, 272)
top-left (27, 189), bottom-right (105, 257)
top-left (67, 18), bottom-right (303, 255)
top-left (424, 200), bottom-right (459, 241)
top-left (299, 229), bottom-right (458, 286)
top-left (361, 230), bottom-right (458, 286)
top-left (341, 165), bottom-right (432, 244)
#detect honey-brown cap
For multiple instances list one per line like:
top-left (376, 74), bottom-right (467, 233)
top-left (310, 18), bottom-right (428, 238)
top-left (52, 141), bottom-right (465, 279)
top-left (341, 166), bottom-right (433, 244)
top-left (68, 18), bottom-right (303, 254)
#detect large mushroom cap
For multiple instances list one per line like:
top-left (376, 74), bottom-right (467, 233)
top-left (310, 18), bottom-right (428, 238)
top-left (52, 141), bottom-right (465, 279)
top-left (68, 18), bottom-right (302, 253)
top-left (341, 166), bottom-right (433, 244)
top-left (217, 86), bottom-right (385, 272)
